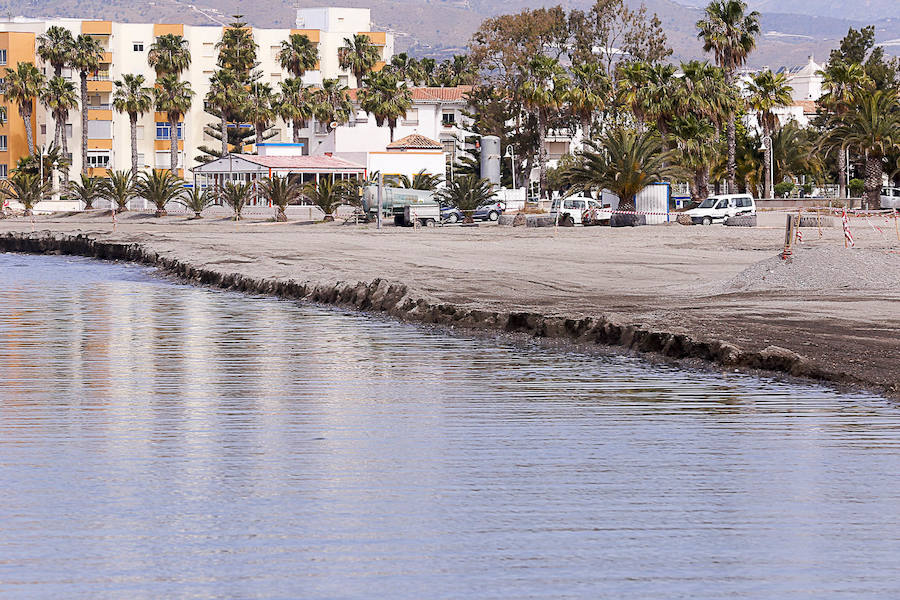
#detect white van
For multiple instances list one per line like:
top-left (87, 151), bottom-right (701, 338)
top-left (881, 186), bottom-right (900, 209)
top-left (550, 196), bottom-right (612, 226)
top-left (685, 194), bottom-right (756, 225)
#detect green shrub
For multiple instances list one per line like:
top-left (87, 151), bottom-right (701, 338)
top-left (849, 179), bottom-right (865, 197)
top-left (774, 182), bottom-right (795, 197)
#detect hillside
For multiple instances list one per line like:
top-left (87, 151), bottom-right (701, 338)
top-left (2, 0), bottom-right (897, 66)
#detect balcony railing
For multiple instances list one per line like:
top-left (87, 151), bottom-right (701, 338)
top-left (87, 104), bottom-right (112, 110)
top-left (89, 73), bottom-right (111, 81)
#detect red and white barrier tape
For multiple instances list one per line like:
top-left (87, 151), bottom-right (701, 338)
top-left (842, 211), bottom-right (854, 247)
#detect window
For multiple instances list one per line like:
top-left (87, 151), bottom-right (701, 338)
top-left (442, 111), bottom-right (456, 126)
top-left (86, 152), bottom-right (110, 168)
top-left (403, 108), bottom-right (418, 125)
top-left (65, 124), bottom-right (73, 138)
top-left (133, 42), bottom-right (144, 52)
top-left (0, 49), bottom-right (6, 65)
top-left (136, 125), bottom-right (144, 140)
top-left (0, 107), bottom-right (6, 123)
top-left (137, 153), bottom-right (145, 167)
top-left (0, 135), bottom-right (6, 151)
top-left (88, 121), bottom-right (112, 138)
top-left (155, 150), bottom-right (182, 169)
top-left (0, 164), bottom-right (7, 179)
top-left (0, 78), bottom-right (6, 89)
top-left (156, 121), bottom-right (183, 140)
top-left (441, 139), bottom-right (456, 156)
top-left (40, 125), bottom-right (47, 135)
top-left (202, 42), bottom-right (214, 58)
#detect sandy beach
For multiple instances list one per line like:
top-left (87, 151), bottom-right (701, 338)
top-left (2, 209), bottom-right (899, 396)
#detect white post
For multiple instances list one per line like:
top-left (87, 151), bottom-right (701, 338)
top-left (51, 161), bottom-right (60, 203)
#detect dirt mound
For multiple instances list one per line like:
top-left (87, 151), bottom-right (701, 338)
top-left (713, 247), bottom-right (900, 293)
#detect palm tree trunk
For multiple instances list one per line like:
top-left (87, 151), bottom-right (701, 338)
top-left (537, 111), bottom-right (548, 200)
top-left (60, 118), bottom-right (70, 185)
top-left (81, 72), bottom-right (89, 175)
top-left (581, 114), bottom-right (591, 151)
top-left (838, 147), bottom-right (847, 200)
top-left (389, 123), bottom-right (395, 143)
top-left (293, 119), bottom-right (302, 144)
top-left (763, 126), bottom-right (772, 199)
top-left (864, 154), bottom-right (882, 211)
top-left (170, 115), bottom-right (179, 175)
top-left (53, 112), bottom-right (63, 148)
top-left (221, 113), bottom-right (228, 157)
top-left (130, 113), bottom-right (139, 175)
top-left (724, 70), bottom-right (736, 192)
top-left (255, 124), bottom-right (264, 152)
top-left (21, 104), bottom-right (34, 155)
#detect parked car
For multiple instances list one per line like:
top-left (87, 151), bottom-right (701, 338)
top-left (441, 201), bottom-right (506, 223)
top-left (550, 196), bottom-right (612, 226)
top-left (684, 194), bottom-right (755, 225)
top-left (441, 205), bottom-right (464, 224)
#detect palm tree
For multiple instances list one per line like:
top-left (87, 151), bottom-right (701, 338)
top-left (154, 74), bottom-right (193, 174)
top-left (135, 168), bottom-right (184, 217)
top-left (221, 180), bottom-right (251, 220)
top-left (358, 71), bottom-right (412, 142)
top-left (746, 69), bottom-right (793, 199)
top-left (101, 169), bottom-right (136, 212)
top-left (40, 76), bottom-right (78, 164)
top-left (70, 34), bottom-right (104, 175)
top-left (245, 81), bottom-right (278, 151)
top-left (260, 174), bottom-right (302, 221)
top-left (216, 18), bottom-right (257, 81)
top-left (177, 186), bottom-right (216, 219)
top-left (4, 62), bottom-right (46, 154)
top-left (279, 77), bottom-right (316, 144)
top-left (819, 60), bottom-right (872, 199)
top-left (771, 121), bottom-right (822, 186)
top-left (522, 55), bottom-right (570, 200)
top-left (148, 34), bottom-right (191, 77)
top-left (113, 74), bottom-right (153, 175)
top-left (338, 34), bottom-right (379, 87)
top-left (1, 170), bottom-right (50, 216)
top-left (830, 91), bottom-right (900, 209)
top-left (565, 126), bottom-right (680, 214)
top-left (279, 33), bottom-right (318, 78)
top-left (399, 169), bottom-right (442, 190)
top-left (617, 61), bottom-right (651, 125)
top-left (302, 177), bottom-right (350, 221)
top-left (567, 63), bottom-right (610, 150)
top-left (206, 68), bottom-right (247, 157)
top-left (67, 173), bottom-right (102, 210)
top-left (313, 78), bottom-right (353, 131)
top-left (37, 26), bottom-right (74, 77)
top-left (437, 175), bottom-right (496, 222)
top-left (697, 0), bottom-right (760, 191)
top-left (672, 115), bottom-right (720, 202)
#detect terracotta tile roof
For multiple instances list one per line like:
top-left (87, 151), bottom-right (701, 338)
top-left (346, 85), bottom-right (471, 103)
top-left (237, 154), bottom-right (365, 171)
top-left (386, 134), bottom-right (443, 150)
top-left (793, 100), bottom-right (818, 114)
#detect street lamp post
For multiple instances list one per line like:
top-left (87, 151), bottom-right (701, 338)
top-left (504, 145), bottom-right (516, 190)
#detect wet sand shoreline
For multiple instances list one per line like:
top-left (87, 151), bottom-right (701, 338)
top-left (2, 210), bottom-right (899, 398)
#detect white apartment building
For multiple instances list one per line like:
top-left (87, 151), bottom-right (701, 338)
top-left (0, 9), bottom-right (393, 177)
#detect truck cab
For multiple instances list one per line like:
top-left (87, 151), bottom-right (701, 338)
top-left (550, 196), bottom-right (612, 226)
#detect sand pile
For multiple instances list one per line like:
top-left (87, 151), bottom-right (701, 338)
top-left (713, 247), bottom-right (900, 293)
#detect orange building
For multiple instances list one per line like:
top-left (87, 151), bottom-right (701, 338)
top-left (0, 31), bottom-right (37, 180)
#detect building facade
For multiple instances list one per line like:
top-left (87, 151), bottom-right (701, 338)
top-left (0, 9), bottom-right (393, 179)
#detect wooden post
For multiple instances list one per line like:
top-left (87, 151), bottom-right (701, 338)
top-left (782, 213), bottom-right (796, 259)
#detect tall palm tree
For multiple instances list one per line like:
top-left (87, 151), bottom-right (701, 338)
top-left (697, 0), bottom-right (760, 191)
top-left (617, 61), bottom-right (651, 125)
top-left (637, 63), bottom-right (680, 146)
top-left (522, 55), bottom-right (570, 200)
top-left (154, 74), bottom-right (193, 174)
top-left (819, 60), bottom-right (872, 199)
top-left (206, 68), bottom-right (247, 157)
top-left (41, 76), bottom-right (78, 153)
top-left (216, 18), bottom-right (257, 81)
top-left (278, 33), bottom-right (318, 78)
top-left (830, 91), bottom-right (900, 209)
top-left (148, 34), bottom-right (191, 77)
top-left (70, 34), bottom-right (104, 175)
top-left (1, 170), bottom-right (50, 216)
top-left (4, 62), bottom-right (46, 154)
top-left (746, 69), bottom-right (793, 199)
top-left (567, 63), bottom-right (610, 150)
top-left (246, 81), bottom-right (278, 151)
top-left (100, 169), bottom-right (136, 212)
top-left (313, 78), bottom-right (353, 131)
top-left (135, 168), bottom-right (184, 217)
top-left (564, 126), bottom-right (680, 213)
top-left (113, 73), bottom-right (153, 175)
top-left (260, 174), bottom-right (302, 221)
top-left (338, 34), bottom-right (379, 87)
top-left (672, 114), bottom-right (720, 202)
top-left (67, 173), bottom-right (102, 210)
top-left (358, 72), bottom-right (412, 142)
top-left (279, 77), bottom-right (316, 144)
top-left (36, 26), bottom-right (74, 77)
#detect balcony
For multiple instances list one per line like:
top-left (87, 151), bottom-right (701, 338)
top-left (87, 80), bottom-right (112, 93)
top-left (82, 21), bottom-right (112, 36)
top-left (88, 139), bottom-right (112, 150)
top-left (88, 109), bottom-right (113, 121)
top-left (291, 29), bottom-right (320, 43)
top-left (361, 31), bottom-right (386, 46)
top-left (372, 61), bottom-right (386, 73)
top-left (100, 52), bottom-right (112, 64)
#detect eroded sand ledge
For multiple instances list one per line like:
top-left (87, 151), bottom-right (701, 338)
top-left (2, 230), bottom-right (864, 395)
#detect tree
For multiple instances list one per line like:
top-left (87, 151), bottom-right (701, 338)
top-left (37, 26), bottom-right (74, 77)
top-left (67, 173), bottom-right (102, 210)
top-left (522, 55), bottom-right (570, 200)
top-left (260, 174), bottom-right (301, 221)
top-left (221, 180), bottom-right (251, 220)
top-left (399, 169), bottom-right (442, 190)
top-left (135, 168), bottom-right (185, 217)
top-left (358, 71), bottom-right (413, 142)
top-left (830, 91), bottom-right (900, 209)
top-left (201, 68), bottom-right (249, 162)
top-left (437, 175), bottom-right (496, 222)
top-left (41, 76), bottom-right (78, 169)
top-left (177, 186), bottom-right (216, 219)
top-left (113, 74), bottom-right (153, 175)
top-left (746, 69), bottom-right (793, 198)
top-left (216, 17), bottom-right (257, 80)
top-left (148, 34), bottom-right (191, 77)
top-left (71, 34), bottom-right (104, 175)
top-left (564, 126), bottom-right (680, 213)
top-left (697, 0), bottom-right (760, 191)
top-left (154, 74), bottom-right (193, 174)
top-left (279, 77), bottom-right (316, 144)
top-left (338, 34), bottom-right (379, 87)
top-left (4, 62), bottom-right (45, 154)
top-left (100, 169), bottom-right (136, 212)
top-left (1, 169), bottom-right (50, 216)
top-left (829, 26), bottom-right (899, 91)
top-left (245, 80), bottom-right (278, 151)
top-left (302, 178), bottom-right (351, 220)
top-left (279, 33), bottom-right (318, 78)
top-left (672, 114), bottom-right (720, 202)
top-left (567, 63), bottom-right (610, 149)
top-left (313, 78), bottom-right (353, 131)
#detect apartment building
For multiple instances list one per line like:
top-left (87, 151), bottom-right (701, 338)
top-left (0, 8), bottom-right (393, 178)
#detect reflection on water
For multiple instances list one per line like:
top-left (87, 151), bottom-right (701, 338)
top-left (1, 253), bottom-right (899, 599)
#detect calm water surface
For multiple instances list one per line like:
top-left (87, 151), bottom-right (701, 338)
top-left (1, 253), bottom-right (899, 599)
